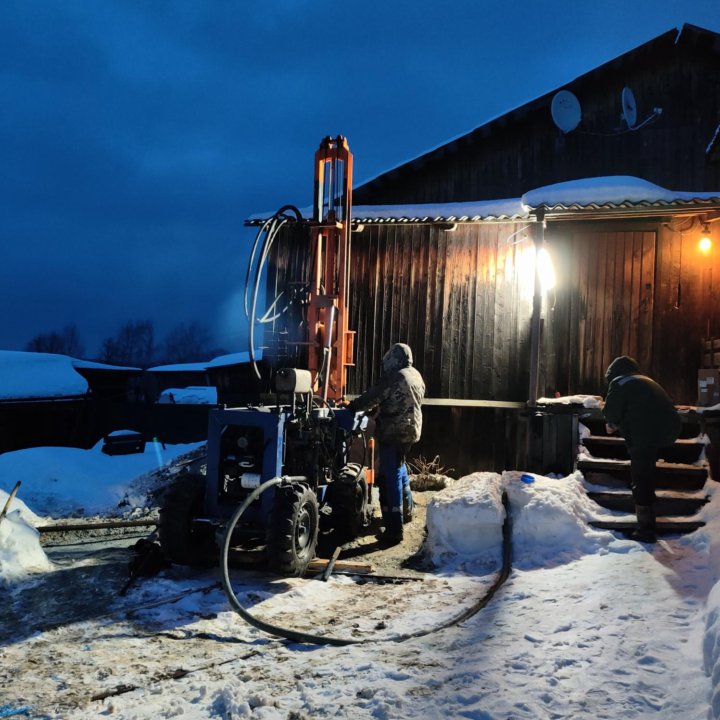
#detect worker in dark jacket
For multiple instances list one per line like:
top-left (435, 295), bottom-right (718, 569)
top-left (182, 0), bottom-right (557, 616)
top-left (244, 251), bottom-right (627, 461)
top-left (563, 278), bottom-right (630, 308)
top-left (347, 343), bottom-right (425, 545)
top-left (603, 356), bottom-right (681, 542)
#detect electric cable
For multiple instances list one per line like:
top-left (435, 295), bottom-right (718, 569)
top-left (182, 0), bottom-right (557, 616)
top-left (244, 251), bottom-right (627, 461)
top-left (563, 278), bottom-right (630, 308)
top-left (245, 205), bottom-right (303, 379)
top-left (220, 484), bottom-right (512, 647)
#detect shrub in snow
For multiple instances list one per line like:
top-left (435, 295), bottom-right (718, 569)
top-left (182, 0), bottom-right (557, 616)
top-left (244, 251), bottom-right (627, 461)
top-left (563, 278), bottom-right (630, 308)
top-left (408, 454), bottom-right (454, 491)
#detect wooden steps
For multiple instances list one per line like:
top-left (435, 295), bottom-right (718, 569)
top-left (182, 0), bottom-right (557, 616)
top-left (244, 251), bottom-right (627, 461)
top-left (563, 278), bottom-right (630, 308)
top-left (579, 415), bottom-right (702, 440)
top-left (582, 435), bottom-right (704, 464)
top-left (589, 518), bottom-right (705, 534)
top-left (587, 490), bottom-right (708, 516)
top-left (577, 417), bottom-right (709, 538)
top-left (578, 458), bottom-right (707, 491)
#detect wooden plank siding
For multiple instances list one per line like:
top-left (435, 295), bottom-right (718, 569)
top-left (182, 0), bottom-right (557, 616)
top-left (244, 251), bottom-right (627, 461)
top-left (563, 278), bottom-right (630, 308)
top-left (541, 220), bottom-right (720, 405)
top-left (265, 215), bottom-right (720, 408)
top-left (265, 222), bottom-right (534, 401)
top-left (542, 227), bottom-right (657, 397)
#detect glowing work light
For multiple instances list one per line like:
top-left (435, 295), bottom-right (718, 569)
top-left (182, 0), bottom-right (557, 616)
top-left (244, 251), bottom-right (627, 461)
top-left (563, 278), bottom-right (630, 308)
top-left (699, 223), bottom-right (712, 255)
top-left (538, 247), bottom-right (556, 292)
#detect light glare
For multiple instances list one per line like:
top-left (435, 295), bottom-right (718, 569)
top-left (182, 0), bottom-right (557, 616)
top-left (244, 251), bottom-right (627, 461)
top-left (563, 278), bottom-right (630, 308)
top-left (538, 247), bottom-right (556, 292)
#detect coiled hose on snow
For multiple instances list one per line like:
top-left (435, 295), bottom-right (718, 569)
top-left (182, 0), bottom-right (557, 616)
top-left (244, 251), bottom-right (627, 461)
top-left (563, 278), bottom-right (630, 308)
top-left (220, 480), bottom-right (513, 646)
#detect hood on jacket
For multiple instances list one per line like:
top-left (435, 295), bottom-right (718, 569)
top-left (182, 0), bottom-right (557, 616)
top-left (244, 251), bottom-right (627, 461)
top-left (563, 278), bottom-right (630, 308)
top-left (382, 343), bottom-right (413, 374)
top-left (605, 356), bottom-right (641, 383)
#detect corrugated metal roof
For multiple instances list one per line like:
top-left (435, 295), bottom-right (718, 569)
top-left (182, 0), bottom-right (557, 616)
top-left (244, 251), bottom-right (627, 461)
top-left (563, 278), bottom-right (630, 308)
top-left (352, 198), bottom-right (529, 224)
top-left (246, 177), bottom-right (720, 226)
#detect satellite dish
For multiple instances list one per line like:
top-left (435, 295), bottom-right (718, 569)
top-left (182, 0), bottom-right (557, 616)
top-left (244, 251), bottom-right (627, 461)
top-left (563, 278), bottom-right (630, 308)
top-left (621, 86), bottom-right (637, 128)
top-left (551, 90), bottom-right (582, 133)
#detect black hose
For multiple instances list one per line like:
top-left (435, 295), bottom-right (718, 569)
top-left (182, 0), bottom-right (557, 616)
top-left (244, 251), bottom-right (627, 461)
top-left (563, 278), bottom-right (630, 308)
top-left (220, 481), bottom-right (513, 646)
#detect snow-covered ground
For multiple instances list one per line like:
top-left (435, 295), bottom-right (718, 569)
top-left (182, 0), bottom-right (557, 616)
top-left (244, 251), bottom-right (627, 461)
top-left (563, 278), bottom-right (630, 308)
top-left (1, 437), bottom-right (720, 718)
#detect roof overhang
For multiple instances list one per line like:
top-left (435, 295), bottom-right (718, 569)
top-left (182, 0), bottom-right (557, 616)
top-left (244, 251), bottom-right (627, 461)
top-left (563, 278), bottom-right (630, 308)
top-left (246, 177), bottom-right (720, 228)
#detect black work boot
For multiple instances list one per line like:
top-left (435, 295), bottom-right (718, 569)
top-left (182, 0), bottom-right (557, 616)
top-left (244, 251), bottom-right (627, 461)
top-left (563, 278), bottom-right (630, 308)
top-left (630, 504), bottom-right (657, 543)
top-left (402, 486), bottom-right (413, 524)
top-left (378, 512), bottom-right (404, 546)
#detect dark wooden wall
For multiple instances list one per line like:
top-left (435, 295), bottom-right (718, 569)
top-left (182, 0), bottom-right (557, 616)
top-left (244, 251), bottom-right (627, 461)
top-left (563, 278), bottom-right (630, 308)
top-left (267, 221), bottom-right (536, 400)
top-left (355, 29), bottom-right (720, 206)
top-left (349, 222), bottom-right (535, 399)
top-left (542, 218), bottom-right (720, 405)
top-left (268, 213), bottom-right (720, 407)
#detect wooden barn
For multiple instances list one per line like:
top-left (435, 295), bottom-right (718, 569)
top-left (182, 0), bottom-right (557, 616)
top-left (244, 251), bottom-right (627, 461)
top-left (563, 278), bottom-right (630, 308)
top-left (252, 24), bottom-right (720, 475)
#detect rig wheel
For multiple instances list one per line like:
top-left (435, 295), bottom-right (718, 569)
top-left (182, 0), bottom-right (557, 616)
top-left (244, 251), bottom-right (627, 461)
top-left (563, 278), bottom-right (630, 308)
top-left (158, 473), bottom-right (217, 567)
top-left (330, 464), bottom-right (371, 540)
top-left (266, 484), bottom-right (319, 576)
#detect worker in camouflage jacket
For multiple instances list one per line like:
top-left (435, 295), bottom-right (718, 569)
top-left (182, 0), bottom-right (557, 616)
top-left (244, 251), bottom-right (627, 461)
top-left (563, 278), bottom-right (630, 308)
top-left (347, 343), bottom-right (425, 545)
top-left (603, 356), bottom-right (681, 543)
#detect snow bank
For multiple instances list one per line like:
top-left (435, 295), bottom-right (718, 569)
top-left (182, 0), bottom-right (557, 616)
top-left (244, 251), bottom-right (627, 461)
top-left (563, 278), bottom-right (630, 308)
top-left (504, 470), bottom-right (616, 568)
top-left (158, 386), bottom-right (217, 404)
top-left (0, 488), bottom-right (51, 583)
top-left (0, 440), bottom-right (204, 517)
top-left (695, 483), bottom-right (720, 719)
top-left (425, 471), bottom-right (505, 569)
top-left (705, 528), bottom-right (720, 720)
top-left (425, 470), bottom-right (622, 571)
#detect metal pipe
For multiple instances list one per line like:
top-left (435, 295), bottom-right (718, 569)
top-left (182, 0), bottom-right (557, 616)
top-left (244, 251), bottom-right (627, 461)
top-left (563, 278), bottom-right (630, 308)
top-left (527, 212), bottom-right (545, 405)
top-left (322, 304), bottom-right (337, 403)
top-left (38, 518), bottom-right (158, 533)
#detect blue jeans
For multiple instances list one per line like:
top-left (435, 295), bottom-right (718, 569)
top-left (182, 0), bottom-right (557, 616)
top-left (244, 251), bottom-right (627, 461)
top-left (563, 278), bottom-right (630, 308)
top-left (378, 442), bottom-right (412, 534)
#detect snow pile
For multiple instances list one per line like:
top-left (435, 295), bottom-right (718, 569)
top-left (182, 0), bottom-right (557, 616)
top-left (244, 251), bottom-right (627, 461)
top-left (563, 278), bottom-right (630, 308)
top-left (694, 485), bottom-right (720, 719)
top-left (0, 440), bottom-right (203, 517)
top-left (0, 488), bottom-right (51, 583)
top-left (504, 470), bottom-right (616, 567)
top-left (425, 471), bottom-right (505, 568)
top-left (424, 470), bottom-right (620, 571)
top-left (158, 386), bottom-right (217, 404)
top-left (537, 394), bottom-right (603, 408)
top-left (705, 583), bottom-right (720, 719)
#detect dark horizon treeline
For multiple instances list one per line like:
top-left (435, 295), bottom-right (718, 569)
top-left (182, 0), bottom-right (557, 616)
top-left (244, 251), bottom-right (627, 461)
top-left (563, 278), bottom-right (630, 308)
top-left (24, 320), bottom-right (228, 368)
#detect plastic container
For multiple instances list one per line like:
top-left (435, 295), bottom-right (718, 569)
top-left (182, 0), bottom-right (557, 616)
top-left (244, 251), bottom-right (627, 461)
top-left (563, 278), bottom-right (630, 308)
top-left (520, 473), bottom-right (535, 484)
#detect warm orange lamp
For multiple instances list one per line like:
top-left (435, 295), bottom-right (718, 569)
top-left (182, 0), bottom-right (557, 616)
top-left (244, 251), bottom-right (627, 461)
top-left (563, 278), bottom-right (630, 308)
top-left (699, 222), bottom-right (712, 255)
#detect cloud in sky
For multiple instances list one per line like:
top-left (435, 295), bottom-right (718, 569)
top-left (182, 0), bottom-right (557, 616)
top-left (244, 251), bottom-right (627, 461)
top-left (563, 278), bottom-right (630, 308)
top-left (1, 0), bottom-right (718, 357)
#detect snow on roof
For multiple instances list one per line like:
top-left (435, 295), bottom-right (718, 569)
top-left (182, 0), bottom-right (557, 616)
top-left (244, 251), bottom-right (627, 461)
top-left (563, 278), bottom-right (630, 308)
top-left (147, 362), bottom-right (211, 373)
top-left (205, 351), bottom-right (257, 369)
top-left (73, 359), bottom-right (141, 372)
top-left (0, 352), bottom-right (142, 401)
top-left (0, 351), bottom-right (89, 400)
top-left (522, 176), bottom-right (720, 210)
top-left (247, 177), bottom-right (720, 227)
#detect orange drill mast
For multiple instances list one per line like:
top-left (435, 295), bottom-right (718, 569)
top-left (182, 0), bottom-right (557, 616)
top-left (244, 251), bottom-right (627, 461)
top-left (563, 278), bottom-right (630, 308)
top-left (306, 136), bottom-right (355, 402)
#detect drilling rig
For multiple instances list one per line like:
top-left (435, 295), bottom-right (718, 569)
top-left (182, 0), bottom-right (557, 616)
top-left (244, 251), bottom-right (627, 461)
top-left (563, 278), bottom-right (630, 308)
top-left (158, 137), bottom-right (372, 576)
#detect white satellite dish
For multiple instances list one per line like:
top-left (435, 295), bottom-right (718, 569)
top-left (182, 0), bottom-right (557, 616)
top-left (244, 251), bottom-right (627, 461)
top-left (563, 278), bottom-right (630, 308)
top-left (551, 90), bottom-right (582, 133)
top-left (621, 86), bottom-right (637, 128)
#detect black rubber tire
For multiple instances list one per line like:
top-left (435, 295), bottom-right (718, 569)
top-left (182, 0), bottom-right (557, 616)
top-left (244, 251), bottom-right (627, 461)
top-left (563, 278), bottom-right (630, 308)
top-left (266, 484), bottom-right (319, 576)
top-left (158, 474), bottom-right (217, 567)
top-left (330, 464), bottom-right (370, 540)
